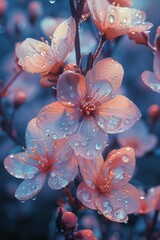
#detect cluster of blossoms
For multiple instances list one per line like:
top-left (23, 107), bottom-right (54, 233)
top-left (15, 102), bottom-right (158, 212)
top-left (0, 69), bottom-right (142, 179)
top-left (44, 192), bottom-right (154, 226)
top-left (3, 0), bottom-right (160, 232)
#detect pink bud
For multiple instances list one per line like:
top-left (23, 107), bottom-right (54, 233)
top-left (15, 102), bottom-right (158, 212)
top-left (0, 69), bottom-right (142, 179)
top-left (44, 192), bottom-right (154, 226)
top-left (74, 229), bottom-right (97, 240)
top-left (61, 212), bottom-right (77, 232)
top-left (13, 90), bottom-right (27, 109)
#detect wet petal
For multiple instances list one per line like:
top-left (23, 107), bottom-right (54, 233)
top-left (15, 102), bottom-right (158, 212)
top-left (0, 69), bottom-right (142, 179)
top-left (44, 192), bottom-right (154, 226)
top-left (15, 173), bottom-right (46, 200)
top-left (109, 0), bottom-right (133, 7)
top-left (76, 182), bottom-right (99, 209)
top-left (16, 38), bottom-right (55, 75)
top-left (96, 95), bottom-right (141, 134)
top-left (95, 183), bottom-right (140, 222)
top-left (4, 152), bottom-right (39, 179)
top-left (117, 120), bottom-right (158, 157)
top-left (76, 155), bottom-right (104, 189)
top-left (141, 71), bottom-right (160, 93)
top-left (52, 140), bottom-right (78, 181)
top-left (68, 117), bottom-right (108, 159)
top-left (99, 147), bottom-right (135, 191)
top-left (37, 101), bottom-right (80, 139)
top-left (86, 58), bottom-right (124, 97)
top-left (48, 175), bottom-right (69, 190)
top-left (57, 71), bottom-right (86, 106)
top-left (25, 118), bottom-right (55, 156)
top-left (51, 17), bottom-right (76, 62)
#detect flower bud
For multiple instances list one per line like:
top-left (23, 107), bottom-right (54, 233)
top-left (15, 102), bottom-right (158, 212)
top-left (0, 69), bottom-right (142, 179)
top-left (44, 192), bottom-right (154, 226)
top-left (13, 90), bottom-right (27, 109)
top-left (74, 229), bottom-right (97, 240)
top-left (61, 212), bottom-right (77, 232)
top-left (148, 104), bottom-right (160, 123)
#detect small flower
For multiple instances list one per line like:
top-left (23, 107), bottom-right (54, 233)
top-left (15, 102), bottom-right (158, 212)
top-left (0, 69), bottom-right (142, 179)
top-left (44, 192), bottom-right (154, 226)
top-left (15, 17), bottom-right (76, 80)
top-left (4, 118), bottom-right (78, 200)
top-left (137, 189), bottom-right (156, 214)
top-left (76, 147), bottom-right (140, 223)
top-left (37, 58), bottom-right (141, 159)
top-left (117, 120), bottom-right (158, 157)
top-left (87, 0), bottom-right (152, 40)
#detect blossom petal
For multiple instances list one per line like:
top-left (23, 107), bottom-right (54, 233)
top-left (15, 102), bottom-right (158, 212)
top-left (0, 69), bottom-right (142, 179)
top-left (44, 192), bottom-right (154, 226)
top-left (96, 95), bottom-right (141, 134)
top-left (51, 139), bottom-right (78, 181)
top-left (51, 17), bottom-right (76, 62)
top-left (15, 174), bottom-right (46, 200)
top-left (117, 120), bottom-right (158, 157)
top-left (68, 117), bottom-right (108, 159)
top-left (25, 118), bottom-right (55, 156)
top-left (76, 182), bottom-right (99, 210)
top-left (37, 101), bottom-right (80, 139)
top-left (76, 155), bottom-right (104, 189)
top-left (48, 175), bottom-right (69, 190)
top-left (87, 0), bottom-right (108, 30)
top-left (15, 38), bottom-right (55, 75)
top-left (57, 71), bottom-right (86, 106)
top-left (100, 147), bottom-right (135, 190)
top-left (4, 152), bottom-right (39, 179)
top-left (141, 71), bottom-right (160, 93)
top-left (95, 183), bottom-right (140, 222)
top-left (86, 58), bottom-right (124, 97)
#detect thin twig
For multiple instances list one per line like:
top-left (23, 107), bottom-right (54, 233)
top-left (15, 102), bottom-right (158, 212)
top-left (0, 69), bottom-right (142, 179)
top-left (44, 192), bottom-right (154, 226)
top-left (93, 34), bottom-right (106, 62)
top-left (0, 69), bottom-right (22, 97)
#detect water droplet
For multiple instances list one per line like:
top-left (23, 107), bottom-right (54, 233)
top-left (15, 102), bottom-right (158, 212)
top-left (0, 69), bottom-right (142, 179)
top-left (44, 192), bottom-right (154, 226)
top-left (122, 154), bottom-right (130, 163)
top-left (74, 142), bottom-right (79, 147)
top-left (109, 15), bottom-right (115, 24)
top-left (113, 208), bottom-right (128, 221)
top-left (52, 134), bottom-right (57, 139)
top-left (10, 154), bottom-right (14, 158)
top-left (123, 18), bottom-right (127, 23)
top-left (32, 197), bottom-right (36, 200)
top-left (95, 143), bottom-right (103, 151)
top-left (82, 192), bottom-right (92, 202)
top-left (49, 0), bottom-right (56, 3)
top-left (81, 141), bottom-right (87, 146)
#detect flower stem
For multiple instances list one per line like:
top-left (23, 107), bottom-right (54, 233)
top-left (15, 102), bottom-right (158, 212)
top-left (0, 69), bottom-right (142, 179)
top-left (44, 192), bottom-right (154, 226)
top-left (69, 0), bottom-right (86, 66)
top-left (93, 34), bottom-right (106, 62)
top-left (0, 69), bottom-right (22, 97)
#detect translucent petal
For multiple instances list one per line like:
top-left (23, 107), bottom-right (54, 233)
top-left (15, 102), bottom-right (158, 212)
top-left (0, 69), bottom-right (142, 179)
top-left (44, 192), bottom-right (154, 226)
top-left (37, 101), bottom-right (80, 139)
top-left (51, 17), bottom-right (76, 62)
top-left (76, 155), bottom-right (104, 189)
top-left (141, 71), bottom-right (160, 93)
top-left (96, 95), bottom-right (141, 134)
top-left (68, 117), bottom-right (108, 159)
top-left (25, 118), bottom-right (56, 157)
top-left (76, 182), bottom-right (99, 210)
top-left (100, 147), bottom-right (135, 190)
top-left (15, 38), bottom-right (55, 74)
top-left (4, 152), bottom-right (39, 179)
top-left (15, 174), bottom-right (46, 200)
top-left (86, 58), bottom-right (124, 97)
top-left (57, 71), bottom-right (86, 106)
top-left (95, 184), bottom-right (140, 222)
top-left (48, 175), bottom-right (69, 190)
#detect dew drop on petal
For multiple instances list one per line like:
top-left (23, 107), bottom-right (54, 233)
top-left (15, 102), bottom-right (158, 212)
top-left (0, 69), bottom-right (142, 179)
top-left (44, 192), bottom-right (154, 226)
top-left (95, 143), bottom-right (103, 151)
top-left (122, 154), bottom-right (130, 163)
top-left (49, 0), bottom-right (56, 3)
top-left (82, 192), bottom-right (92, 202)
top-left (109, 15), bottom-right (115, 24)
top-left (113, 208), bottom-right (128, 222)
top-left (52, 134), bottom-right (57, 139)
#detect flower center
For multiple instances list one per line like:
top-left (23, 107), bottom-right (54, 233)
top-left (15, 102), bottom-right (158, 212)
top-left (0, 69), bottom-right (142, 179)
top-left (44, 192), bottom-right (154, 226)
top-left (81, 99), bottom-right (96, 116)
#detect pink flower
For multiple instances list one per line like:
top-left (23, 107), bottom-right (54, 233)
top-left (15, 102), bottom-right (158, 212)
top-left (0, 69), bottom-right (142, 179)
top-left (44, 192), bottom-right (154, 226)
top-left (117, 120), bottom-right (158, 157)
top-left (4, 118), bottom-right (78, 200)
top-left (87, 0), bottom-right (152, 40)
top-left (15, 17), bottom-right (76, 75)
top-left (108, 0), bottom-right (133, 7)
top-left (137, 189), bottom-right (156, 214)
top-left (76, 147), bottom-right (140, 223)
top-left (141, 52), bottom-right (160, 93)
top-left (37, 58), bottom-right (141, 159)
